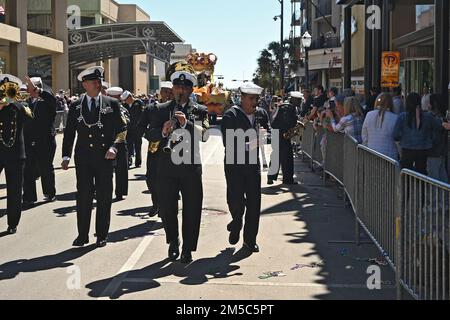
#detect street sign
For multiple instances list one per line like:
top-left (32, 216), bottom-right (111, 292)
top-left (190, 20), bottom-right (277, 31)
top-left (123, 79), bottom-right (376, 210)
top-left (150, 75), bottom-right (160, 91)
top-left (381, 51), bottom-right (401, 88)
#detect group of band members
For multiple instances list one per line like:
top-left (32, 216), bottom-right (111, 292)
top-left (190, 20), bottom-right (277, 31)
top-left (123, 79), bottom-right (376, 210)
top-left (1, 74), bottom-right (57, 234)
top-left (1, 63), bottom-right (302, 263)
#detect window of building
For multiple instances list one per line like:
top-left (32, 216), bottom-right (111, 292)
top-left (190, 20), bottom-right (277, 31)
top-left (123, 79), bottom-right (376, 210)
top-left (416, 5), bottom-right (434, 31)
top-left (400, 59), bottom-right (434, 95)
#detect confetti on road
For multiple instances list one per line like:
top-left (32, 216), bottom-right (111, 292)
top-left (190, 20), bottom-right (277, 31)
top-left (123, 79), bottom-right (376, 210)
top-left (291, 260), bottom-right (324, 270)
top-left (340, 249), bottom-right (388, 266)
top-left (259, 271), bottom-right (287, 280)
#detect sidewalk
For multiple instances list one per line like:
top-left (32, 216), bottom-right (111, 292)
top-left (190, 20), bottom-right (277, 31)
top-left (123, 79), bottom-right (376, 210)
top-left (267, 152), bottom-right (397, 299)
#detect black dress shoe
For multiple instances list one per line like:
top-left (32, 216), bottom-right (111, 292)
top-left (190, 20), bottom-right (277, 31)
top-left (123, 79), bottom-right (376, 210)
top-left (243, 242), bottom-right (260, 253)
top-left (168, 240), bottom-right (180, 261)
top-left (96, 239), bottom-right (107, 248)
top-left (73, 237), bottom-right (89, 247)
top-left (44, 195), bottom-right (57, 202)
top-left (7, 227), bottom-right (17, 235)
top-left (227, 221), bottom-right (242, 245)
top-left (267, 179), bottom-right (274, 185)
top-left (180, 251), bottom-right (193, 264)
top-left (229, 230), bottom-right (240, 246)
top-left (148, 206), bottom-right (159, 218)
top-left (115, 195), bottom-right (124, 202)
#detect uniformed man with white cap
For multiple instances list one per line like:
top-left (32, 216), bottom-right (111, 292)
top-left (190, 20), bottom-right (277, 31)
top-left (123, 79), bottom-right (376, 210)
top-left (62, 66), bottom-right (127, 248)
top-left (146, 62), bottom-right (209, 263)
top-left (122, 90), bottom-right (145, 168)
top-left (107, 86), bottom-right (130, 201)
top-left (159, 81), bottom-right (174, 103)
top-left (221, 82), bottom-right (265, 253)
top-left (0, 74), bottom-right (33, 234)
top-left (101, 82), bottom-right (110, 96)
top-left (289, 91), bottom-right (303, 115)
top-left (22, 76), bottom-right (58, 207)
top-left (267, 93), bottom-right (299, 186)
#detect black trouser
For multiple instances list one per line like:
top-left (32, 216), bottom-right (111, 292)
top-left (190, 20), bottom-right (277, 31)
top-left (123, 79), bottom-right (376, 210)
top-left (75, 161), bottom-right (114, 240)
top-left (23, 139), bottom-right (57, 202)
top-left (146, 152), bottom-right (159, 208)
top-left (268, 137), bottom-right (294, 183)
top-left (158, 172), bottom-right (203, 252)
top-left (225, 166), bottom-right (262, 246)
top-left (115, 144), bottom-right (129, 197)
top-left (400, 148), bottom-right (429, 175)
top-left (127, 130), bottom-right (142, 166)
top-left (0, 159), bottom-right (24, 228)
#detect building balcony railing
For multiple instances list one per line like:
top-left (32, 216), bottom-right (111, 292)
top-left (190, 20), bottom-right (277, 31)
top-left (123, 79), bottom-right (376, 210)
top-left (309, 36), bottom-right (341, 50)
top-left (291, 12), bottom-right (301, 26)
top-left (314, 0), bottom-right (332, 19)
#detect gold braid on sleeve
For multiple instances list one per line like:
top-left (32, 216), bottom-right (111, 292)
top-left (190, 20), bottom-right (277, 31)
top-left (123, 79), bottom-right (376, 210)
top-left (114, 130), bottom-right (127, 144)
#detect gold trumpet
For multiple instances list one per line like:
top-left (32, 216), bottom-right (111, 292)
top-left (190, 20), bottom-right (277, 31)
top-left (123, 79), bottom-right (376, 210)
top-left (0, 82), bottom-right (21, 104)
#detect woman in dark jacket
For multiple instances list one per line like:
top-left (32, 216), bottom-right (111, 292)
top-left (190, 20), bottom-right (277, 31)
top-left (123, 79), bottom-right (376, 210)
top-left (393, 92), bottom-right (441, 175)
top-left (426, 94), bottom-right (448, 182)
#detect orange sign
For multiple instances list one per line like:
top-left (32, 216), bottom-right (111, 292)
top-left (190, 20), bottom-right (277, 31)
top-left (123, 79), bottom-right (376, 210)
top-left (381, 52), bottom-right (401, 88)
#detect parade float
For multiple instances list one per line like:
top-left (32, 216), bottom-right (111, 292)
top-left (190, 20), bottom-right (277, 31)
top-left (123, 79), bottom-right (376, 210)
top-left (185, 52), bottom-right (231, 124)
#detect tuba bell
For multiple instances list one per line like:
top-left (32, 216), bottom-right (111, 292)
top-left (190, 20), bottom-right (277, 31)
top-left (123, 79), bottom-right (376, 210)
top-left (0, 82), bottom-right (21, 104)
top-left (283, 121), bottom-right (305, 140)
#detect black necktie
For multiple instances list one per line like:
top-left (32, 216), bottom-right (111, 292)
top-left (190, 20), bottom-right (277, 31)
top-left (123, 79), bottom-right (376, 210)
top-left (90, 98), bottom-right (97, 116)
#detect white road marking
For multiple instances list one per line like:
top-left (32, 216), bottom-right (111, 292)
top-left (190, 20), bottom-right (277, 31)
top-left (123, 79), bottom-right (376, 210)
top-left (98, 229), bottom-right (159, 299)
top-left (123, 277), bottom-right (396, 290)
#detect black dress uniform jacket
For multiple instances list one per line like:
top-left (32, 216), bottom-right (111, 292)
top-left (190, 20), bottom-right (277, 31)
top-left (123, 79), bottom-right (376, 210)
top-left (24, 90), bottom-right (57, 143)
top-left (147, 99), bottom-right (209, 176)
top-left (126, 99), bottom-right (145, 165)
top-left (63, 95), bottom-right (127, 164)
top-left (0, 103), bottom-right (31, 161)
top-left (138, 103), bottom-right (160, 203)
top-left (221, 106), bottom-right (267, 170)
top-left (0, 102), bottom-right (33, 229)
top-left (23, 90), bottom-right (57, 201)
top-left (114, 105), bottom-right (130, 197)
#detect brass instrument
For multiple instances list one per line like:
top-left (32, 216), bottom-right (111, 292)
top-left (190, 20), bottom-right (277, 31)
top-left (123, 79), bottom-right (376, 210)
top-left (0, 82), bottom-right (21, 104)
top-left (149, 141), bottom-right (161, 154)
top-left (284, 121), bottom-right (305, 140)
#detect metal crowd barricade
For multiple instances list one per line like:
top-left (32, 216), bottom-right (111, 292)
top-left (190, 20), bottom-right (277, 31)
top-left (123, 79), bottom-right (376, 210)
top-left (54, 110), bottom-right (67, 133)
top-left (312, 128), bottom-right (324, 167)
top-left (301, 121), bottom-right (314, 162)
top-left (324, 132), bottom-right (345, 185)
top-left (356, 145), bottom-right (400, 270)
top-left (298, 119), bottom-right (450, 300)
top-left (343, 134), bottom-right (359, 213)
top-left (398, 169), bottom-right (450, 300)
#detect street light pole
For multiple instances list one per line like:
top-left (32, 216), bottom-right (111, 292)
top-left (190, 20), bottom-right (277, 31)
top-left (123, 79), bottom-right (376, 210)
top-left (279, 0), bottom-right (284, 97)
top-left (302, 31), bottom-right (312, 91)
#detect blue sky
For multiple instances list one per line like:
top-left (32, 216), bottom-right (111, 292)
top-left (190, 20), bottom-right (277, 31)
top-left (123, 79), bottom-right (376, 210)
top-left (116, 0), bottom-right (293, 85)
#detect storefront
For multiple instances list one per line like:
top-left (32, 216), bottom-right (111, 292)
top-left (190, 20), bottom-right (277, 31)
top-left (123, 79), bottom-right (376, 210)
top-left (339, 0), bottom-right (449, 107)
